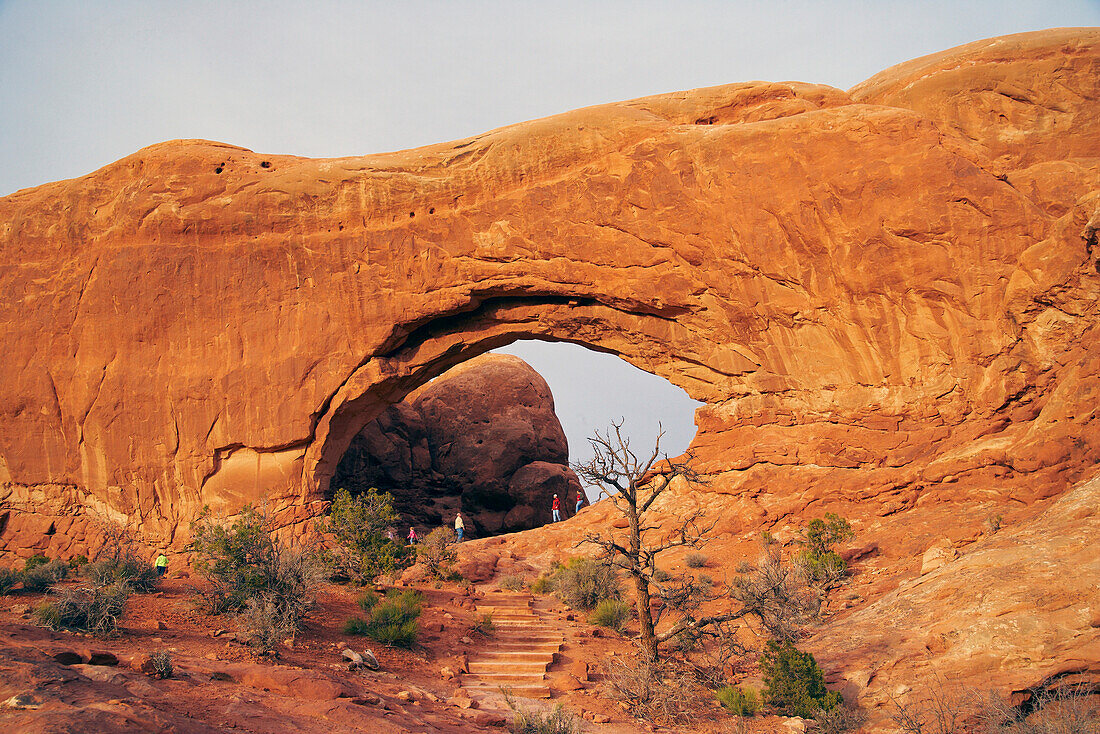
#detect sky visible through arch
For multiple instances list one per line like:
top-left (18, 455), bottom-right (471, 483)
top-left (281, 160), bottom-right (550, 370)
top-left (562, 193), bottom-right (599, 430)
top-left (2, 1), bottom-right (1097, 481)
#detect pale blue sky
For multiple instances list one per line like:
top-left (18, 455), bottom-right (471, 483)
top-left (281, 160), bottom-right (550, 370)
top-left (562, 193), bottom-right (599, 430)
top-left (2, 1), bottom-right (1097, 466)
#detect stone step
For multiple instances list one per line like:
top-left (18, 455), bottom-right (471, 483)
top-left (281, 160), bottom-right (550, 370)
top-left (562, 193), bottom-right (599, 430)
top-left (462, 673), bottom-right (548, 686)
top-left (462, 682), bottom-right (551, 699)
top-left (481, 639), bottom-right (562, 649)
top-left (468, 661), bottom-right (549, 674)
top-left (474, 651), bottom-right (557, 663)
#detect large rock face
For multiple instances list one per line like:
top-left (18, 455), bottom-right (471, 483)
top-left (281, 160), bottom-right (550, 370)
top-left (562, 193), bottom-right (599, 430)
top-left (332, 353), bottom-right (582, 535)
top-left (0, 29), bottom-right (1098, 703)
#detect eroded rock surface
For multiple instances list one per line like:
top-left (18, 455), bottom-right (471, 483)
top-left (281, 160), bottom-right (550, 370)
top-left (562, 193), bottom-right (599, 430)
top-left (332, 353), bottom-right (582, 535)
top-left (0, 25), bottom-right (1098, 723)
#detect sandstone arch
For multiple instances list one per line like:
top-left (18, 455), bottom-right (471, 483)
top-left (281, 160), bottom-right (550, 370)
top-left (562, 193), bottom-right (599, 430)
top-left (0, 29), bottom-right (1098, 556)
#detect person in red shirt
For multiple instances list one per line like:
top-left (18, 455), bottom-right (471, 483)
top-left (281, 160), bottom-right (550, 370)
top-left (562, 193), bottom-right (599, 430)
top-left (551, 494), bottom-right (561, 522)
top-left (574, 488), bottom-right (584, 514)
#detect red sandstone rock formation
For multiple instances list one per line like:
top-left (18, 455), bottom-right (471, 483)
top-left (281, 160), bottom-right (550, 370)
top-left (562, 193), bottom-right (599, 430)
top-left (0, 27), bottom-right (1098, 711)
top-left (332, 353), bottom-right (582, 535)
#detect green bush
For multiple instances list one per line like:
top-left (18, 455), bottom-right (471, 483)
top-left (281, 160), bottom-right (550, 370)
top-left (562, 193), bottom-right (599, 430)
top-left (190, 505), bottom-right (325, 652)
top-left (554, 557), bottom-right (620, 611)
top-left (21, 559), bottom-right (70, 592)
top-left (472, 612), bottom-right (494, 636)
top-left (35, 582), bottom-right (130, 637)
top-left (589, 598), bottom-right (630, 630)
top-left (530, 574), bottom-right (555, 595)
top-left (321, 488), bottom-right (411, 583)
top-left (685, 552), bottom-right (708, 568)
top-left (190, 505), bottom-right (323, 617)
top-left (717, 685), bottom-right (760, 716)
top-left (356, 589), bottom-right (380, 612)
top-left (652, 568), bottom-right (671, 582)
top-left (498, 573), bottom-right (527, 591)
top-left (761, 639), bottom-right (842, 718)
top-left (345, 589), bottom-right (422, 647)
top-left (24, 554), bottom-right (50, 572)
top-left (68, 554), bottom-right (89, 569)
top-left (0, 567), bottom-right (20, 595)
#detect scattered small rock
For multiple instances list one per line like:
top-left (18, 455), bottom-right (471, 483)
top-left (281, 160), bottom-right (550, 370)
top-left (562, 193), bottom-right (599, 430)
top-left (156, 620), bottom-right (168, 631)
top-left (4, 693), bottom-right (41, 710)
top-left (460, 636), bottom-right (472, 644)
top-left (448, 693), bottom-right (478, 709)
top-left (396, 690), bottom-right (416, 702)
top-left (341, 648), bottom-right (364, 665)
top-left (568, 659), bottom-right (589, 681)
top-left (593, 713), bottom-right (610, 724)
top-left (209, 671), bottom-right (233, 682)
top-left (352, 694), bottom-right (381, 706)
top-left (212, 629), bottom-right (228, 638)
top-left (361, 649), bottom-right (380, 670)
top-left (439, 666), bottom-right (455, 680)
top-left (10, 604), bottom-right (30, 616)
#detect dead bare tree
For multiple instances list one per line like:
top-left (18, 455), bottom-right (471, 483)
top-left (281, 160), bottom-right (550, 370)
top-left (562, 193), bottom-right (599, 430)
top-left (575, 422), bottom-right (822, 665)
top-left (575, 422), bottom-right (743, 662)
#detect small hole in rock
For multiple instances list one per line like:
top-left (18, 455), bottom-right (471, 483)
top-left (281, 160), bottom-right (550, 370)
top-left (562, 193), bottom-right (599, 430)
top-left (214, 167), bottom-right (223, 174)
top-left (429, 207), bottom-right (435, 214)
top-left (260, 161), bottom-right (271, 169)
top-left (409, 211), bottom-right (415, 218)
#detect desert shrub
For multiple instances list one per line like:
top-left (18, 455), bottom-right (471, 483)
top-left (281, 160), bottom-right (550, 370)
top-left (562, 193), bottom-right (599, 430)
top-left (890, 675), bottom-right (969, 734)
top-left (85, 522), bottom-right (158, 592)
top-left (68, 554), bottom-right (89, 569)
top-left (150, 651), bottom-right (173, 679)
top-left (0, 567), bottom-right (20, 595)
top-left (240, 595), bottom-right (300, 654)
top-left (717, 685), bottom-right (760, 716)
top-left (24, 554), bottom-right (50, 572)
top-left (761, 639), bottom-right (842, 718)
top-left (732, 539), bottom-right (821, 642)
top-left (506, 693), bottom-right (579, 734)
top-left (698, 573), bottom-right (713, 586)
top-left (815, 702), bottom-right (866, 734)
top-left (345, 589), bottom-right (422, 647)
top-left (796, 513), bottom-right (854, 591)
top-left (605, 655), bottom-right (697, 725)
top-left (554, 557), bottom-right (620, 611)
top-left (84, 554), bottom-right (158, 592)
top-left (685, 552), bottom-right (708, 568)
top-left (653, 568), bottom-right (671, 582)
top-left (21, 559), bottom-right (70, 592)
top-left (35, 582), bottom-right (129, 637)
top-left (977, 688), bottom-right (1100, 734)
top-left (589, 598), bottom-right (630, 630)
top-left (190, 505), bottom-right (324, 652)
top-left (416, 527), bottom-right (458, 579)
top-left (498, 573), bottom-right (527, 591)
top-left (530, 574), bottom-right (555, 595)
top-left (472, 612), bottom-right (494, 636)
top-left (190, 505), bottom-right (324, 617)
top-left (356, 589), bottom-right (380, 612)
top-left (321, 488), bottom-right (412, 583)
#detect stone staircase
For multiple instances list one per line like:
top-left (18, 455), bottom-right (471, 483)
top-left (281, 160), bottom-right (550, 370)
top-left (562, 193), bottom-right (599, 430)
top-left (460, 593), bottom-right (562, 699)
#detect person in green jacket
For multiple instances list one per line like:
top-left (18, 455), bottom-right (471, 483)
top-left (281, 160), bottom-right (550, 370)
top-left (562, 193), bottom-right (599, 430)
top-left (154, 551), bottom-right (168, 578)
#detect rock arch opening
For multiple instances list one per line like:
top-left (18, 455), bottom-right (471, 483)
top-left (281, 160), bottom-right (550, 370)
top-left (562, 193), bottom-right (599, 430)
top-left (324, 339), bottom-right (703, 539)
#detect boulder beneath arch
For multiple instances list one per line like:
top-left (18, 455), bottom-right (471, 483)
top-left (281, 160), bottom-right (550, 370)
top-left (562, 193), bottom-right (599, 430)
top-left (332, 353), bottom-right (583, 536)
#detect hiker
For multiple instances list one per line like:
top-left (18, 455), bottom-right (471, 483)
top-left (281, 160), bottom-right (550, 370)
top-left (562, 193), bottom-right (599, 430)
top-left (407, 526), bottom-right (419, 545)
top-left (454, 513), bottom-right (465, 542)
top-left (154, 551), bottom-right (168, 578)
top-left (385, 528), bottom-right (396, 542)
top-left (551, 494), bottom-right (561, 522)
top-left (575, 488), bottom-right (584, 514)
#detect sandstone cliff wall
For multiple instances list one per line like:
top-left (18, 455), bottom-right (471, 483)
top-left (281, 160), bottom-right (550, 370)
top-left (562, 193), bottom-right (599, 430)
top-left (0, 29), bottom-right (1097, 557)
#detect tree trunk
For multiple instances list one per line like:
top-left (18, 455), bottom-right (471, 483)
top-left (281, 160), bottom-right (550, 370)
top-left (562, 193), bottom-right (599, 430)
top-left (628, 503), bottom-right (659, 661)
